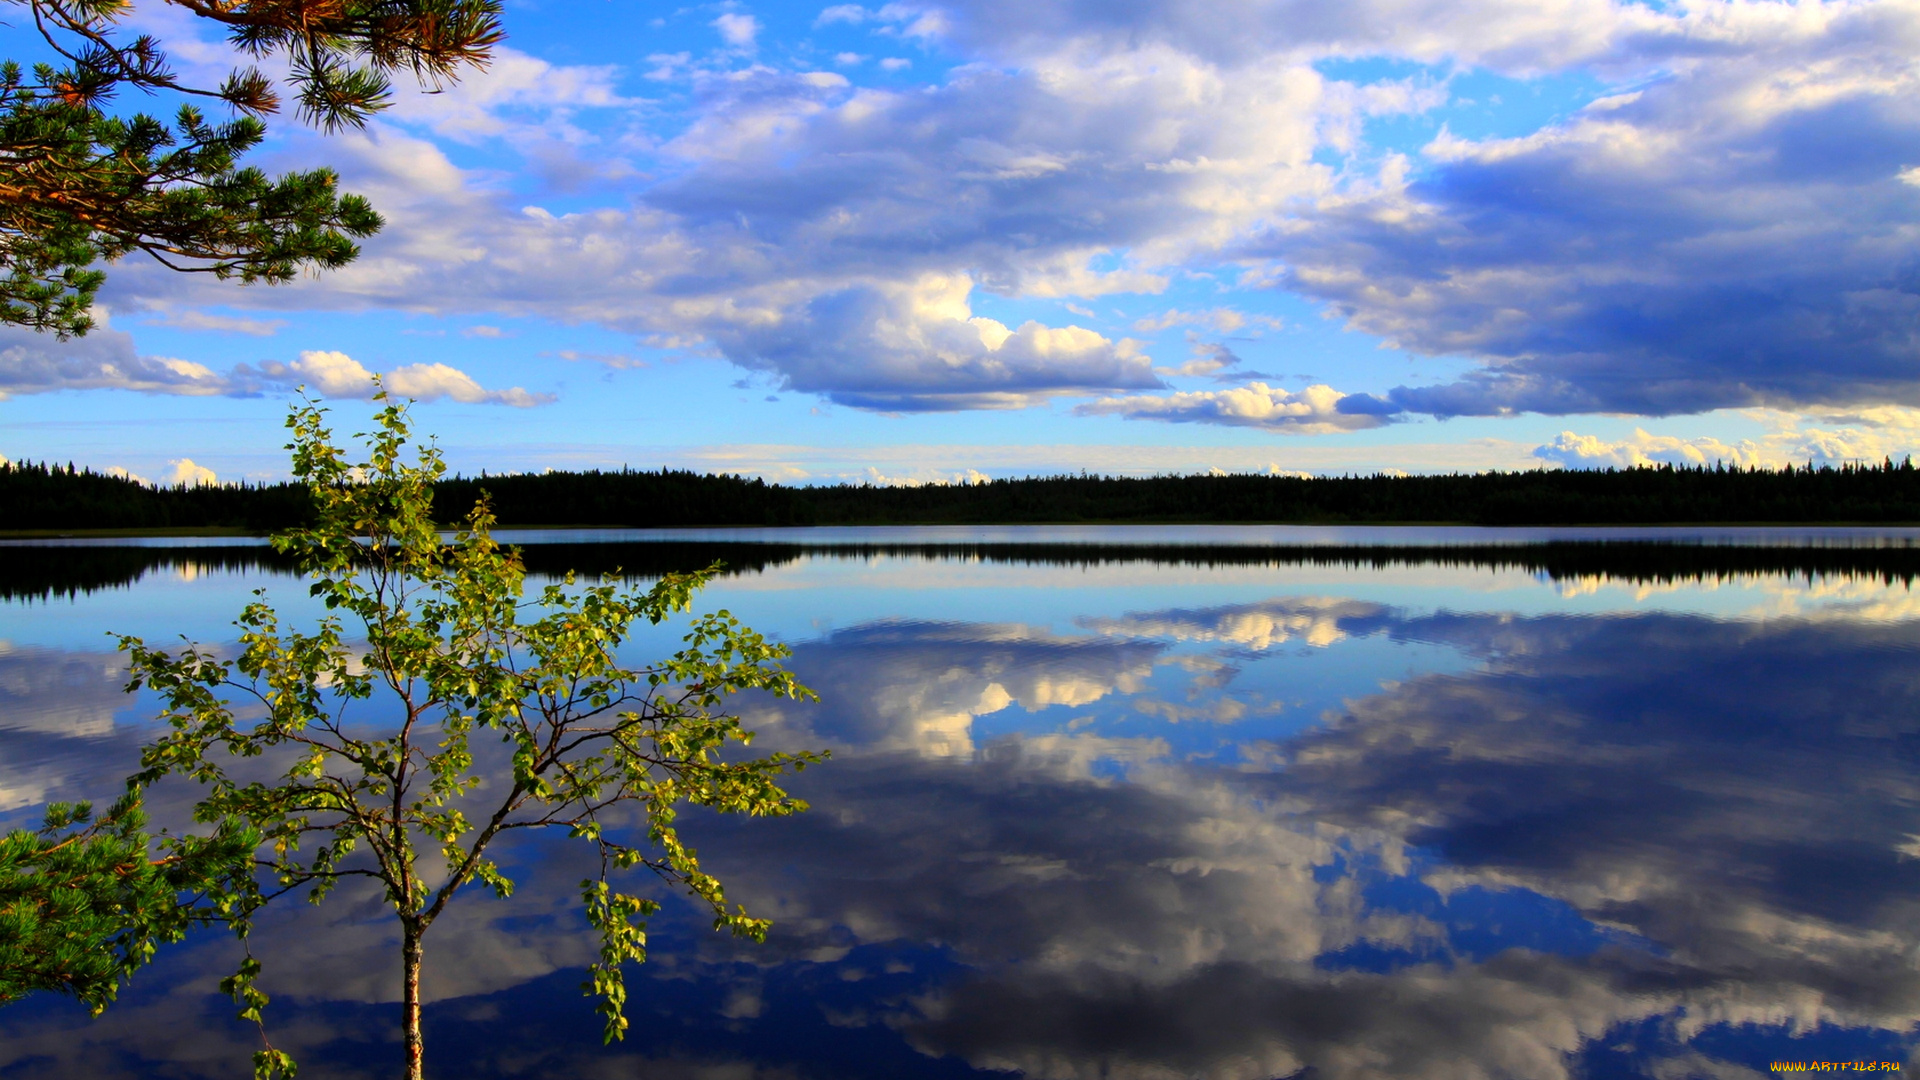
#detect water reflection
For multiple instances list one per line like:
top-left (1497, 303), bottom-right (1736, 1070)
top-left (15, 534), bottom-right (1920, 603)
top-left (694, 610), bottom-right (1920, 1079)
top-left (1, 536), bottom-right (1916, 1078)
top-left (0, 643), bottom-right (136, 813)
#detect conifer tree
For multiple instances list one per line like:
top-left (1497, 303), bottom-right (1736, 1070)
top-left (0, 791), bottom-right (256, 1011)
top-left (0, 1), bottom-right (503, 335)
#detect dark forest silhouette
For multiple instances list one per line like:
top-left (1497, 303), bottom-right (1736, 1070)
top-left (8, 539), bottom-right (1920, 606)
top-left (6, 457), bottom-right (1920, 532)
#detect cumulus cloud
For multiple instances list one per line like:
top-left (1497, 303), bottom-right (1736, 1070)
top-left (1537, 407), bottom-right (1920, 471)
top-left (253, 350), bottom-right (552, 407)
top-left (714, 275), bottom-right (1162, 410)
top-left (90, 0), bottom-right (1920, 423)
top-left (161, 458), bottom-right (217, 486)
top-left (1076, 381), bottom-right (1398, 433)
top-left (857, 465), bottom-right (993, 486)
top-left (103, 38), bottom-right (1330, 411)
top-left (0, 306), bottom-right (549, 407)
top-left (0, 318), bottom-right (234, 399)
top-left (111, 458), bottom-right (217, 486)
top-left (1533, 429), bottom-right (1764, 470)
top-left (1260, 1), bottom-right (1920, 417)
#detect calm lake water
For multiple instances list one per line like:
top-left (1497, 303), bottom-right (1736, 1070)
top-left (4, 526), bottom-right (1919, 1079)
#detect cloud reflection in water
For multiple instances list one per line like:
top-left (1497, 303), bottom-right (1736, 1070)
top-left (1, 556), bottom-right (1916, 1078)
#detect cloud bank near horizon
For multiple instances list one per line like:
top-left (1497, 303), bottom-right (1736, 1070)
top-left (0, 320), bottom-right (548, 407)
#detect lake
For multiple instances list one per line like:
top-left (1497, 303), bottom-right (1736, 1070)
top-left (4, 526), bottom-right (1918, 1079)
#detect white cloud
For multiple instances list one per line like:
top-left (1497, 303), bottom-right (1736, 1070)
top-left (267, 349), bottom-right (378, 397)
top-left (879, 57), bottom-right (912, 70)
top-left (160, 458), bottom-right (218, 486)
top-left (256, 350), bottom-right (553, 408)
top-left (1076, 382), bottom-right (1396, 433)
top-left (710, 273), bottom-right (1163, 410)
top-left (1533, 429), bottom-right (1764, 470)
top-left (105, 458), bottom-right (217, 486)
top-left (1539, 406), bottom-right (1920, 472)
top-left (388, 362), bottom-right (536, 405)
top-left (714, 13), bottom-right (762, 48)
top-left (856, 465), bottom-right (992, 486)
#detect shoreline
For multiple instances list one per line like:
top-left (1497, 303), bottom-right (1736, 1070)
top-left (8, 519), bottom-right (1920, 542)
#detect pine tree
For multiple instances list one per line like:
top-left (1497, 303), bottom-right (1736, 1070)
top-left (0, 1), bottom-right (503, 335)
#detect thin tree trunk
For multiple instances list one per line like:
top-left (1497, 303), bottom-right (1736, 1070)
top-left (402, 921), bottom-right (425, 1080)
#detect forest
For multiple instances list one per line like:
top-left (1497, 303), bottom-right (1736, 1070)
top-left (6, 457), bottom-right (1920, 532)
top-left (11, 538), bottom-right (1920, 606)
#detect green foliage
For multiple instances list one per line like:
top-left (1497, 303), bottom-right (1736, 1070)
top-left (120, 392), bottom-right (823, 1077)
top-left (0, 790), bottom-right (257, 1014)
top-left (0, 0), bottom-right (503, 336)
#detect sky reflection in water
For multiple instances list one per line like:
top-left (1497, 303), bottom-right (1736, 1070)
top-left (2, 530), bottom-right (1917, 1079)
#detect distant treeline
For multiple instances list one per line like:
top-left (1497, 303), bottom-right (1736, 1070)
top-left (0, 461), bottom-right (310, 531)
top-left (9, 457), bottom-right (1920, 530)
top-left (9, 539), bottom-right (1920, 604)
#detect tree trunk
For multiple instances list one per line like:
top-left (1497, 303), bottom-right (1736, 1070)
top-left (402, 921), bottom-right (425, 1080)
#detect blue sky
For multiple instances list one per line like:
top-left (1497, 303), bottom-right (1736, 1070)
top-left (5, 0), bottom-right (1920, 485)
